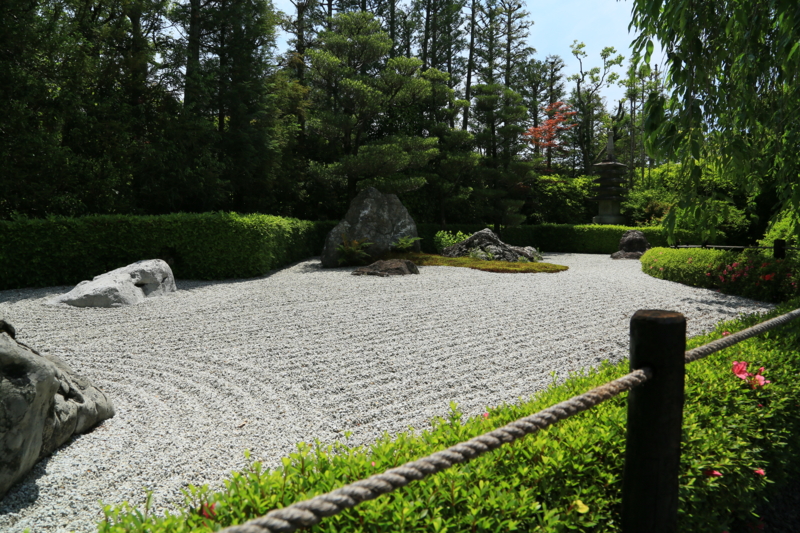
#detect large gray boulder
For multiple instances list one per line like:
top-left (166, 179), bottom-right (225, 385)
top-left (0, 320), bottom-right (115, 499)
top-left (49, 259), bottom-right (177, 308)
top-left (611, 230), bottom-right (650, 260)
top-left (441, 228), bottom-right (542, 262)
top-left (321, 187), bottom-right (420, 268)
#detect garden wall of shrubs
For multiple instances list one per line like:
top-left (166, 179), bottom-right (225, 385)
top-left (0, 212), bottom-right (722, 291)
top-left (0, 213), bottom-right (338, 290)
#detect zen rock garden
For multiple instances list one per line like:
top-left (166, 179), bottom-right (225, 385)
top-left (0, 320), bottom-right (115, 499)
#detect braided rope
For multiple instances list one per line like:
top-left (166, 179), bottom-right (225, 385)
top-left (685, 306), bottom-right (800, 364)
top-left (220, 368), bottom-right (652, 533)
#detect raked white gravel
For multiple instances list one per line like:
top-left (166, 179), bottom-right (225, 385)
top-left (0, 253), bottom-right (774, 532)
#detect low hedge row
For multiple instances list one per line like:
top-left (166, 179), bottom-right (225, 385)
top-left (417, 224), bottom-right (708, 255)
top-left (98, 298), bottom-right (800, 532)
top-left (0, 214), bottom-right (338, 290)
top-left (641, 247), bottom-right (800, 303)
top-left (0, 214), bottom-right (718, 291)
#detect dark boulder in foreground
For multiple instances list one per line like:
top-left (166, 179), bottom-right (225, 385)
top-left (0, 320), bottom-right (115, 499)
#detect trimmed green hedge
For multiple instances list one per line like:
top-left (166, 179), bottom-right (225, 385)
top-left (0, 214), bottom-right (338, 290)
top-left (417, 223), bottom-right (708, 254)
top-left (641, 247), bottom-right (800, 303)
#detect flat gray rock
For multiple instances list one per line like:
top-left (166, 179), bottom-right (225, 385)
top-left (49, 259), bottom-right (176, 308)
top-left (352, 259), bottom-right (420, 277)
top-left (0, 322), bottom-right (114, 499)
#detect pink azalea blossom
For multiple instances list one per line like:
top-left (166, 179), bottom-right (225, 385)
top-left (752, 367), bottom-right (771, 388)
top-left (732, 361), bottom-right (749, 380)
top-left (371, 461), bottom-right (375, 467)
top-left (754, 468), bottom-right (766, 476)
top-left (703, 469), bottom-right (723, 477)
top-left (732, 361), bottom-right (771, 389)
top-left (482, 412), bottom-right (489, 419)
top-left (723, 331), bottom-right (731, 336)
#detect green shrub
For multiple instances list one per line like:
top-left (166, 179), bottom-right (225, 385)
top-left (641, 247), bottom-right (800, 303)
top-left (433, 230), bottom-right (471, 253)
top-left (525, 174), bottom-right (595, 225)
top-left (97, 299), bottom-right (800, 533)
top-left (336, 235), bottom-right (373, 266)
top-left (758, 210), bottom-right (798, 247)
top-left (0, 214), bottom-right (336, 289)
top-left (390, 235), bottom-right (423, 252)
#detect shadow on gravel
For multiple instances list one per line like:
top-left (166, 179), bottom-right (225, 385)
top-left (0, 287), bottom-right (72, 305)
top-left (0, 457), bottom-right (46, 517)
top-left (679, 294), bottom-right (773, 309)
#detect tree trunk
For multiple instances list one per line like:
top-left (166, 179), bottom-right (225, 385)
top-left (185, 0), bottom-right (202, 111)
top-left (389, 0), bottom-right (396, 57)
top-left (462, 0), bottom-right (477, 130)
top-left (421, 0), bottom-right (431, 68)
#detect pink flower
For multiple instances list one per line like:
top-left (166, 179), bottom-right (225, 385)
top-left (732, 361), bottom-right (749, 379)
top-left (371, 461), bottom-right (375, 467)
top-left (752, 367), bottom-right (771, 388)
top-left (754, 468), bottom-right (766, 476)
top-left (703, 469), bottom-right (723, 477)
top-left (732, 361), bottom-right (771, 389)
top-left (482, 412), bottom-right (489, 419)
top-left (723, 331), bottom-right (731, 336)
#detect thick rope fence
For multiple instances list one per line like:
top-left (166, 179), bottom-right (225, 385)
top-left (220, 306), bottom-right (800, 533)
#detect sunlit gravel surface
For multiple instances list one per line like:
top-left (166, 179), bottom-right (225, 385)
top-left (0, 253), bottom-right (774, 532)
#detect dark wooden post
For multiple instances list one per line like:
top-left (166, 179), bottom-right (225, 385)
top-left (622, 310), bottom-right (686, 533)
top-left (774, 239), bottom-right (786, 259)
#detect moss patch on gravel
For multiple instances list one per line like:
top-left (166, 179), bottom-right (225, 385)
top-left (379, 252), bottom-right (568, 274)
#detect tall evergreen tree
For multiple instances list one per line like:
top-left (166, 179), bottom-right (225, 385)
top-left (307, 12), bottom-right (437, 199)
top-left (567, 41), bottom-right (623, 174)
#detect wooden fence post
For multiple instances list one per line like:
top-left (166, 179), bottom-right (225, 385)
top-left (774, 239), bottom-right (786, 259)
top-left (622, 310), bottom-right (686, 533)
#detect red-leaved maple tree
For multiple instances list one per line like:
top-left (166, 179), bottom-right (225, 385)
top-left (523, 101), bottom-right (578, 170)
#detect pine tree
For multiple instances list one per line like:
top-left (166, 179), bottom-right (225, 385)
top-left (567, 41), bottom-right (623, 174)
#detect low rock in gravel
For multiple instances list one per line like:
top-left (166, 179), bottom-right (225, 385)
top-left (441, 228), bottom-right (542, 262)
top-left (352, 259), bottom-right (420, 277)
top-left (0, 320), bottom-right (115, 499)
top-left (611, 230), bottom-right (650, 260)
top-left (48, 259), bottom-right (177, 308)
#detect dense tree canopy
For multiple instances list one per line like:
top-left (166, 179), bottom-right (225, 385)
top-left (10, 0), bottom-right (788, 242)
top-left (629, 0), bottom-right (800, 240)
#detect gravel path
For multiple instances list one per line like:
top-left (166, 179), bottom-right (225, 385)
top-left (0, 254), bottom-right (774, 533)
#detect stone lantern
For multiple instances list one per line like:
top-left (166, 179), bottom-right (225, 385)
top-left (590, 136), bottom-right (628, 225)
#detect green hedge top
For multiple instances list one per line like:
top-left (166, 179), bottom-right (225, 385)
top-left (417, 223), bottom-right (707, 254)
top-left (641, 247), bottom-right (800, 303)
top-left (0, 213), bottom-right (337, 290)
